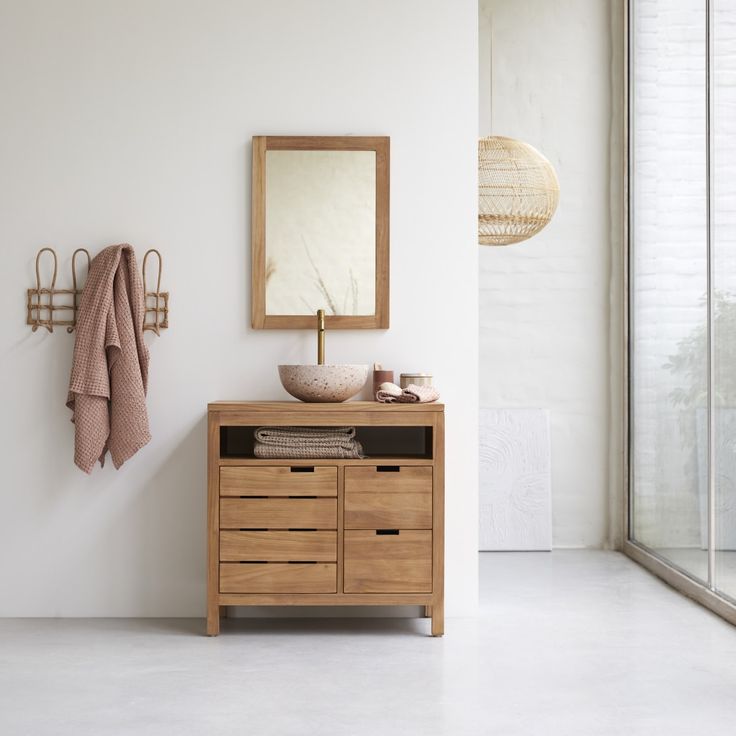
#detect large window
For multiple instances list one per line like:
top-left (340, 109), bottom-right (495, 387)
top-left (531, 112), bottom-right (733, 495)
top-left (629, 0), bottom-right (736, 604)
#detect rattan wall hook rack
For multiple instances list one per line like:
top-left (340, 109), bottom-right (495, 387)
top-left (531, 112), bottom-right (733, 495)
top-left (26, 247), bottom-right (169, 335)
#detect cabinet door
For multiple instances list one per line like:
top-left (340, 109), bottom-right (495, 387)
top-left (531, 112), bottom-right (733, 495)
top-left (344, 530), bottom-right (432, 593)
top-left (344, 466), bottom-right (432, 529)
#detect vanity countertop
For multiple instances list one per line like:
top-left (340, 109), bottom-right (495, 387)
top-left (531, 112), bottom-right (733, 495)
top-left (208, 400), bottom-right (444, 412)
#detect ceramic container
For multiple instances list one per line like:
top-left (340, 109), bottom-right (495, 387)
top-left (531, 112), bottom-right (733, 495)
top-left (372, 369), bottom-right (394, 398)
top-left (399, 372), bottom-right (433, 389)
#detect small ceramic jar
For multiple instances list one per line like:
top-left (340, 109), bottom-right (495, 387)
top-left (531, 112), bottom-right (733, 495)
top-left (372, 369), bottom-right (394, 398)
top-left (399, 372), bottom-right (433, 389)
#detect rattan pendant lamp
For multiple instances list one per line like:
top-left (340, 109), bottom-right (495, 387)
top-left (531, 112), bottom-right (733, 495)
top-left (478, 19), bottom-right (559, 246)
top-left (478, 136), bottom-right (559, 246)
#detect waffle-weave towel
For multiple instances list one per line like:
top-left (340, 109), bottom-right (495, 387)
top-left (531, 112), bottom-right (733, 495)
top-left (254, 426), bottom-right (364, 459)
top-left (375, 384), bottom-right (440, 404)
top-left (66, 244), bottom-right (150, 473)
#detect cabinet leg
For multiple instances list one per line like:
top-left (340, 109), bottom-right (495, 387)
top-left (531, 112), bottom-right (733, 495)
top-left (424, 605), bottom-right (432, 618)
top-left (206, 602), bottom-right (220, 636)
top-left (431, 602), bottom-right (444, 637)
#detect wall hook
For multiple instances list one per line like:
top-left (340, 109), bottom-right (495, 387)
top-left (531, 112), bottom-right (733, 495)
top-left (29, 247), bottom-right (59, 333)
top-left (27, 246), bottom-right (169, 335)
top-left (67, 248), bottom-right (91, 333)
top-left (142, 248), bottom-right (168, 334)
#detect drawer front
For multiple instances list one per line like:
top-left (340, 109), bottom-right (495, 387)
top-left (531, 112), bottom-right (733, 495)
top-left (344, 530), bottom-right (432, 593)
top-left (344, 466), bottom-right (432, 529)
top-left (345, 466), bottom-right (432, 494)
top-left (345, 492), bottom-right (432, 530)
top-left (220, 466), bottom-right (337, 497)
top-left (219, 562), bottom-right (336, 593)
top-left (220, 530), bottom-right (337, 562)
top-left (220, 498), bottom-right (337, 529)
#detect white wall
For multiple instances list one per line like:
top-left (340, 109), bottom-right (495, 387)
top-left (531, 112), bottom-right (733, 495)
top-left (479, 0), bottom-right (621, 548)
top-left (0, 0), bottom-right (478, 616)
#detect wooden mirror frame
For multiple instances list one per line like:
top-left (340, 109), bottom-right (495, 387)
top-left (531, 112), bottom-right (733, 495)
top-left (251, 135), bottom-right (390, 329)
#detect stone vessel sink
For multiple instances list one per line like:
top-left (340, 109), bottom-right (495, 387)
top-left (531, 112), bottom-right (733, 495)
top-left (278, 364), bottom-right (369, 403)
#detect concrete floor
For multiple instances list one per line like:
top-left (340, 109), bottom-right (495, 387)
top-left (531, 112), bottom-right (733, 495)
top-left (2, 551), bottom-right (736, 735)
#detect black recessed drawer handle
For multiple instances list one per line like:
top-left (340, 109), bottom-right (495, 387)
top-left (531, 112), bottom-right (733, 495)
top-left (376, 529), bottom-right (400, 535)
top-left (290, 466), bottom-right (315, 473)
top-left (377, 466), bottom-right (400, 472)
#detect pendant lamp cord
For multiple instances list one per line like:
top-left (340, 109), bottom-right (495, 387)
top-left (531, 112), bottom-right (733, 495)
top-left (488, 9), bottom-right (493, 137)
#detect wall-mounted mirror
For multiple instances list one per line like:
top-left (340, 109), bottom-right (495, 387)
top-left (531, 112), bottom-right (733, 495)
top-left (251, 136), bottom-right (389, 329)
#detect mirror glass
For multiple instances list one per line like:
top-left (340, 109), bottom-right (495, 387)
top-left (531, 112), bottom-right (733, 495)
top-left (265, 149), bottom-right (376, 316)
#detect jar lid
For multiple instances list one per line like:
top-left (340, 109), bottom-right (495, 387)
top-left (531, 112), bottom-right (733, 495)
top-left (400, 372), bottom-right (433, 377)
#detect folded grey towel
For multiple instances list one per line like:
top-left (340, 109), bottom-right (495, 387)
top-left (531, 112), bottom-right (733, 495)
top-left (253, 426), bottom-right (364, 459)
top-left (255, 426), bottom-right (356, 444)
top-left (254, 441), bottom-right (364, 459)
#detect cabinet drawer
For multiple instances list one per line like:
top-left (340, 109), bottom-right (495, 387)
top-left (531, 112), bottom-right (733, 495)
top-left (345, 466), bottom-right (432, 529)
top-left (220, 466), bottom-right (337, 497)
top-left (219, 563), bottom-right (336, 593)
top-left (344, 530), bottom-right (432, 593)
top-left (220, 530), bottom-right (336, 562)
top-left (220, 498), bottom-right (337, 529)
top-left (345, 466), bottom-right (432, 494)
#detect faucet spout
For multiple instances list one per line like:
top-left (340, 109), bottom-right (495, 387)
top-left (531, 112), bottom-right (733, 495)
top-left (317, 309), bottom-right (325, 365)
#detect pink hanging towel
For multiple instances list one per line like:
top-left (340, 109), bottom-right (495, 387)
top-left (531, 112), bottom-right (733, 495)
top-left (67, 244), bottom-right (150, 473)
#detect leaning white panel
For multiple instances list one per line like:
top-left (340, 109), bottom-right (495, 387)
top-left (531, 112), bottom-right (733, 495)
top-left (479, 408), bottom-right (552, 551)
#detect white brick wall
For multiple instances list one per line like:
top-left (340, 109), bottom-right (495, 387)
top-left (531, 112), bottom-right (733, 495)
top-left (479, 0), bottom-right (614, 548)
top-left (481, 0), bottom-right (735, 551)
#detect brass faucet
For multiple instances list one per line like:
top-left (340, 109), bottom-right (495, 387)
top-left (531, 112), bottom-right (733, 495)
top-left (317, 309), bottom-right (325, 365)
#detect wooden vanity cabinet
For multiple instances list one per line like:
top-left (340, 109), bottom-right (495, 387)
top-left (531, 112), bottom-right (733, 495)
top-left (207, 401), bottom-right (444, 637)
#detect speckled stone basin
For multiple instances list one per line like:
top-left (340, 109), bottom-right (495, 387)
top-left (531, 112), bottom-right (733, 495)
top-left (278, 364), bottom-right (369, 403)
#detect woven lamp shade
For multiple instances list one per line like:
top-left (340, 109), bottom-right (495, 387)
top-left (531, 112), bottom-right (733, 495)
top-left (478, 136), bottom-right (559, 246)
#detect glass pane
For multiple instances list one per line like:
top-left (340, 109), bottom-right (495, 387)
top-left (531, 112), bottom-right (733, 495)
top-left (713, 0), bottom-right (736, 600)
top-left (631, 0), bottom-right (708, 581)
